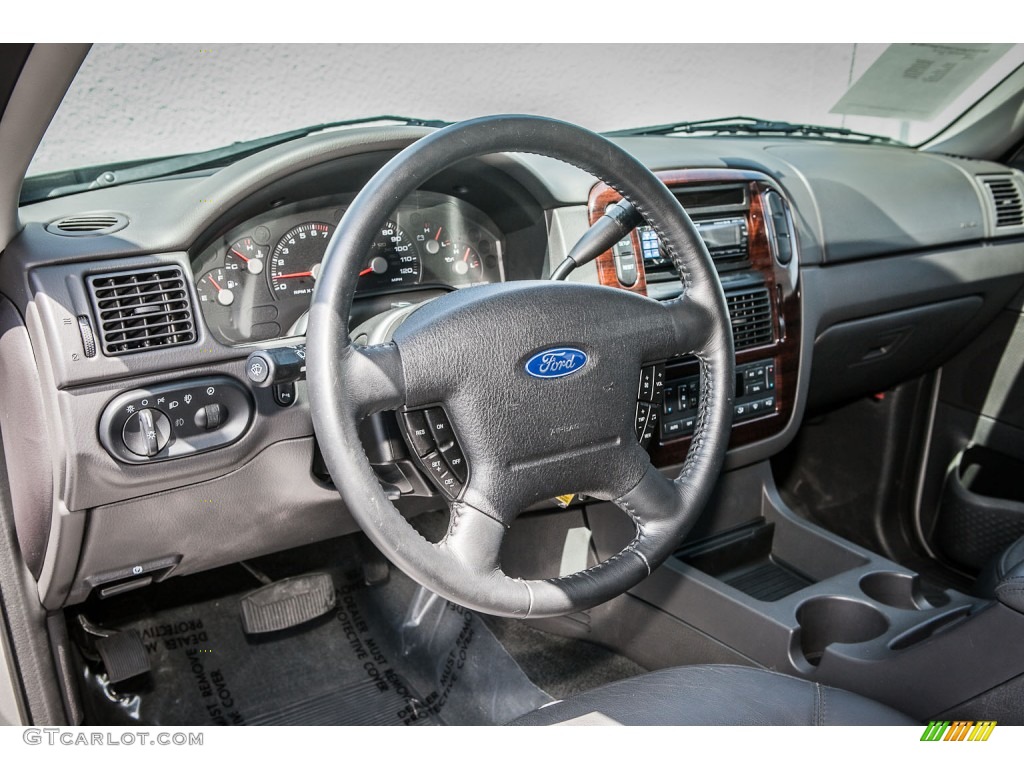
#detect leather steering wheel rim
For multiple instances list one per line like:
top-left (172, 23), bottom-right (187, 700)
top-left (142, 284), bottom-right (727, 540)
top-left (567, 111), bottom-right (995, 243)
top-left (307, 115), bottom-right (734, 618)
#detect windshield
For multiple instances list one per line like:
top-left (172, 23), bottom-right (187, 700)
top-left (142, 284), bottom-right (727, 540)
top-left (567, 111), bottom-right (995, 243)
top-left (28, 42), bottom-right (1024, 180)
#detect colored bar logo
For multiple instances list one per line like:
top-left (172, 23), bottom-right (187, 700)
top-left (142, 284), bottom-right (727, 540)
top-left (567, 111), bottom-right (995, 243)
top-left (920, 720), bottom-right (997, 741)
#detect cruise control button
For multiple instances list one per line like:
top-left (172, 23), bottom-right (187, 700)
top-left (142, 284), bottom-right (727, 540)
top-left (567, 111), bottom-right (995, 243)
top-left (423, 451), bottom-right (462, 498)
top-left (437, 473), bottom-right (463, 498)
top-left (440, 441), bottom-right (468, 482)
top-left (425, 407), bottom-right (454, 448)
top-left (401, 410), bottom-right (435, 457)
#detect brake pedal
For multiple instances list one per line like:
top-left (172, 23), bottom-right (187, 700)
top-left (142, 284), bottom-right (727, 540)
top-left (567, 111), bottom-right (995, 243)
top-left (95, 630), bottom-right (151, 684)
top-left (240, 572), bottom-right (336, 634)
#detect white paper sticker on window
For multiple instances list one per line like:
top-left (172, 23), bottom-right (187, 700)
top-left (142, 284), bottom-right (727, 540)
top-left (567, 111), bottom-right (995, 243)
top-left (831, 43), bottom-right (1014, 121)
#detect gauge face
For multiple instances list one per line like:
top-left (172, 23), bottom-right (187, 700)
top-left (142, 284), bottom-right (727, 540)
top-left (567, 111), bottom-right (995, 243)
top-left (225, 237), bottom-right (267, 277)
top-left (357, 220), bottom-right (421, 292)
top-left (421, 221), bottom-right (451, 256)
top-left (197, 268), bottom-right (241, 308)
top-left (269, 222), bottom-right (334, 300)
top-left (443, 241), bottom-right (482, 280)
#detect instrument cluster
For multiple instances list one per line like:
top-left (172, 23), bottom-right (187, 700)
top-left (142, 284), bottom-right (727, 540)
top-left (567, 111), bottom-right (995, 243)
top-left (193, 191), bottom-right (505, 345)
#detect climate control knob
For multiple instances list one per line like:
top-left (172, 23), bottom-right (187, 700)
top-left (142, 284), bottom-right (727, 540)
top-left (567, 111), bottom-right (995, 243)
top-left (122, 408), bottom-right (172, 457)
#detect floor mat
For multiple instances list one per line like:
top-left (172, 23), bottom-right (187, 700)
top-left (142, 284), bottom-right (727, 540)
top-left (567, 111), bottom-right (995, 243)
top-left (483, 616), bottom-right (647, 701)
top-left (76, 550), bottom-right (551, 726)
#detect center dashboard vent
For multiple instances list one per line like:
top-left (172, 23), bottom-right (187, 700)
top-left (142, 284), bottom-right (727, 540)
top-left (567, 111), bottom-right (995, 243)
top-left (980, 176), bottom-right (1024, 229)
top-left (727, 286), bottom-right (774, 350)
top-left (87, 266), bottom-right (197, 355)
top-left (46, 212), bottom-right (129, 237)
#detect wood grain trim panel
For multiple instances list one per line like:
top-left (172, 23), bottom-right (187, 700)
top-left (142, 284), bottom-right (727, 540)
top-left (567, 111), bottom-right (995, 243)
top-left (586, 169), bottom-right (802, 461)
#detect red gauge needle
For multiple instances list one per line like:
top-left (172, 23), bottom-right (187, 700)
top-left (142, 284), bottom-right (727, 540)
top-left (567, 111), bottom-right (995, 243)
top-left (230, 248), bottom-right (250, 263)
top-left (358, 267), bottom-right (373, 276)
top-left (462, 247), bottom-right (472, 263)
top-left (434, 227), bottom-right (443, 241)
top-left (274, 271), bottom-right (313, 280)
top-left (208, 276), bottom-right (223, 291)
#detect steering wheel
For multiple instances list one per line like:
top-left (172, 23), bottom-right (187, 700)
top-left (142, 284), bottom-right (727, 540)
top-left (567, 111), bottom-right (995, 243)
top-left (306, 115), bottom-right (734, 618)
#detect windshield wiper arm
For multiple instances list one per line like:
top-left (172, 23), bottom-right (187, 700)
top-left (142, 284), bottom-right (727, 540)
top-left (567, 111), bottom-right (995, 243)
top-left (604, 116), bottom-right (903, 145)
top-left (30, 115), bottom-right (450, 201)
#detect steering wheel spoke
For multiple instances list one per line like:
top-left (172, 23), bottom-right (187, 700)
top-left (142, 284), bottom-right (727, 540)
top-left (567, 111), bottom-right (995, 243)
top-left (437, 502), bottom-right (507, 578)
top-left (344, 341), bottom-right (406, 417)
top-left (645, 292), bottom-right (720, 362)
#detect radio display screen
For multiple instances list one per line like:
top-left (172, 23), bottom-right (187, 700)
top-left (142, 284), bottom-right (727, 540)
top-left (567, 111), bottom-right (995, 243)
top-left (639, 217), bottom-right (748, 267)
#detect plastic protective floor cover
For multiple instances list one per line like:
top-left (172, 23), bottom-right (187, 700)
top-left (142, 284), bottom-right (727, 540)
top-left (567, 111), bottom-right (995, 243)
top-left (77, 561), bottom-right (552, 726)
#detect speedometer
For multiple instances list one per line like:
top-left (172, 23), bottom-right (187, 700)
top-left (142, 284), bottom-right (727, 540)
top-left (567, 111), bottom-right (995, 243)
top-left (357, 220), bottom-right (421, 292)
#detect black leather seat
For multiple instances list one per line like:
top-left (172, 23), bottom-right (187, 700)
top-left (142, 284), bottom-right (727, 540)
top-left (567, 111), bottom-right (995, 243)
top-left (977, 535), bottom-right (1024, 612)
top-left (511, 665), bottom-right (917, 726)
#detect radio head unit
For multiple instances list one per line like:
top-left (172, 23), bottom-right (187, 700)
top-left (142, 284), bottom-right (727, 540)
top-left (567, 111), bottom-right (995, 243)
top-left (640, 216), bottom-right (749, 272)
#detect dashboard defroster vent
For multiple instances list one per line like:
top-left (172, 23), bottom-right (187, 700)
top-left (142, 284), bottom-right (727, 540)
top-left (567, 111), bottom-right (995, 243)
top-left (87, 267), bottom-right (197, 355)
top-left (981, 176), bottom-right (1023, 229)
top-left (727, 286), bottom-right (774, 350)
top-left (46, 212), bottom-right (129, 237)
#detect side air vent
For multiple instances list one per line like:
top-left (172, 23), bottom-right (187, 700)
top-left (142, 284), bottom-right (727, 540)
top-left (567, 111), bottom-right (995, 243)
top-left (46, 212), bottom-right (129, 237)
top-left (87, 267), bottom-right (197, 355)
top-left (727, 286), bottom-right (774, 350)
top-left (981, 176), bottom-right (1024, 229)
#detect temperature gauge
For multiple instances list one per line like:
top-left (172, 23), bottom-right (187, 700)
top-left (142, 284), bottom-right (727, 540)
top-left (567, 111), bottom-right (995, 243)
top-left (225, 237), bottom-right (267, 277)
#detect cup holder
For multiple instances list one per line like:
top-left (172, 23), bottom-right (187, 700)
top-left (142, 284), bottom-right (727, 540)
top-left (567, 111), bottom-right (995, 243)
top-left (796, 597), bottom-right (888, 666)
top-left (859, 572), bottom-right (950, 610)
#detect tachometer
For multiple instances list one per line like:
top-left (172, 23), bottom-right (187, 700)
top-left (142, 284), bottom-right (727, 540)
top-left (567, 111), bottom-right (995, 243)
top-left (357, 220), bottom-right (421, 291)
top-left (269, 222), bottom-right (334, 299)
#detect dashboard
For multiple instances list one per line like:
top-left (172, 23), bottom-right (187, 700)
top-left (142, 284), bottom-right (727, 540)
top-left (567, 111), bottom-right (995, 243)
top-left (192, 191), bottom-right (505, 345)
top-left (4, 125), bottom-right (1024, 613)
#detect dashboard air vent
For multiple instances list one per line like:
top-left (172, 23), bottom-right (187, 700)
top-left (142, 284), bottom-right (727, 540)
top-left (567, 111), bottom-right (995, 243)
top-left (727, 286), bottom-right (774, 350)
top-left (981, 176), bottom-right (1023, 229)
top-left (46, 212), bottom-right (129, 237)
top-left (87, 267), bottom-right (197, 355)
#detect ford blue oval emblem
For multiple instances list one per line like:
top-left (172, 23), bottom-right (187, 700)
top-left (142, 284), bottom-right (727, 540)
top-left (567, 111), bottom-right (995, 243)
top-left (524, 347), bottom-right (589, 379)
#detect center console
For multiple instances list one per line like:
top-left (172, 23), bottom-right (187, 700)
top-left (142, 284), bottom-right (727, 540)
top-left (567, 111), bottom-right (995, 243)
top-left (566, 461), bottom-right (1024, 721)
top-left (587, 169), bottom-right (801, 465)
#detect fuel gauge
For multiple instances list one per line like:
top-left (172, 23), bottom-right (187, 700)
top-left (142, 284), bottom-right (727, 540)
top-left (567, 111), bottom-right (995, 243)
top-left (197, 268), bottom-right (241, 307)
